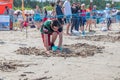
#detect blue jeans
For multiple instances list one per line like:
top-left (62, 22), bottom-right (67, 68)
top-left (75, 17), bottom-right (81, 31)
top-left (71, 16), bottom-right (78, 32)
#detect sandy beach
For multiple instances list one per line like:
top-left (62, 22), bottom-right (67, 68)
top-left (0, 23), bottom-right (120, 80)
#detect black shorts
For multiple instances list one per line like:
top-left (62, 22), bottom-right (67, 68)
top-left (58, 18), bottom-right (64, 25)
top-left (58, 27), bottom-right (63, 32)
top-left (107, 18), bottom-right (112, 27)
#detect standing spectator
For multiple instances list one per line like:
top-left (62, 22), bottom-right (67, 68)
top-left (28, 13), bottom-right (35, 28)
top-left (85, 5), bottom-right (93, 32)
top-left (76, 2), bottom-right (81, 32)
top-left (17, 11), bottom-right (24, 30)
top-left (4, 6), bottom-right (14, 30)
top-left (34, 5), bottom-right (42, 30)
top-left (43, 7), bottom-right (48, 22)
top-left (13, 11), bottom-right (24, 30)
top-left (80, 4), bottom-right (86, 36)
top-left (63, 0), bottom-right (72, 35)
top-left (55, 0), bottom-right (64, 25)
top-left (104, 3), bottom-right (112, 30)
top-left (92, 5), bottom-right (97, 27)
top-left (50, 2), bottom-right (56, 20)
top-left (71, 2), bottom-right (79, 33)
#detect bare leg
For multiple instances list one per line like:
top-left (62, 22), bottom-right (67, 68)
top-left (89, 20), bottom-right (92, 32)
top-left (89, 24), bottom-right (92, 32)
top-left (85, 20), bottom-right (88, 31)
top-left (66, 23), bottom-right (70, 35)
top-left (58, 32), bottom-right (63, 47)
top-left (35, 22), bottom-right (41, 30)
top-left (42, 34), bottom-right (49, 51)
top-left (94, 20), bottom-right (97, 28)
top-left (92, 19), bottom-right (96, 28)
top-left (51, 32), bottom-right (58, 45)
top-left (20, 21), bottom-right (24, 31)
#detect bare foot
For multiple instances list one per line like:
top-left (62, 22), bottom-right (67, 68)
top-left (45, 51), bottom-right (50, 55)
top-left (64, 33), bottom-right (71, 36)
top-left (55, 50), bottom-right (62, 54)
top-left (108, 28), bottom-right (112, 31)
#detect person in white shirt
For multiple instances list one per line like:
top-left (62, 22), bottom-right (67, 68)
top-left (63, 0), bottom-right (72, 35)
top-left (104, 3), bottom-right (112, 30)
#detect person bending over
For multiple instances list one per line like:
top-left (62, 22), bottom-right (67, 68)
top-left (40, 20), bottom-right (63, 54)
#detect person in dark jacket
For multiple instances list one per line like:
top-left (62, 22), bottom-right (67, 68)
top-left (71, 2), bottom-right (79, 33)
top-left (55, 0), bottom-right (64, 25)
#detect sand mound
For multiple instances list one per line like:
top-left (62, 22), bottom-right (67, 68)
top-left (109, 31), bottom-right (120, 35)
top-left (15, 43), bottom-right (104, 58)
top-left (76, 35), bottom-right (120, 42)
top-left (0, 60), bottom-right (27, 72)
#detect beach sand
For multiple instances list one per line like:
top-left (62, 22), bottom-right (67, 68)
top-left (0, 23), bottom-right (120, 80)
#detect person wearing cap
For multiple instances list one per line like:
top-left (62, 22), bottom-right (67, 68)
top-left (80, 3), bottom-right (86, 36)
top-left (13, 11), bottom-right (23, 30)
top-left (40, 19), bottom-right (63, 54)
top-left (104, 3), bottom-right (112, 30)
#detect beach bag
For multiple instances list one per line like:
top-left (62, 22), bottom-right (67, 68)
top-left (33, 14), bottom-right (41, 21)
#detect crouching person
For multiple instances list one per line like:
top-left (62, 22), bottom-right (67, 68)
top-left (40, 20), bottom-right (63, 54)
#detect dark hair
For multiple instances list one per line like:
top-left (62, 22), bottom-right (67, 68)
top-left (50, 2), bottom-right (55, 7)
top-left (52, 20), bottom-right (61, 28)
top-left (57, 0), bottom-right (60, 4)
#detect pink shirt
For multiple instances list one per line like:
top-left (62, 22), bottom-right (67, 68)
top-left (81, 9), bottom-right (86, 17)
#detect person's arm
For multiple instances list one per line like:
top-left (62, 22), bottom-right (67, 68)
top-left (62, 2), bottom-right (66, 15)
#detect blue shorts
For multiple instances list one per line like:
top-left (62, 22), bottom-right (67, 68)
top-left (66, 15), bottom-right (71, 23)
top-left (81, 17), bottom-right (86, 26)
